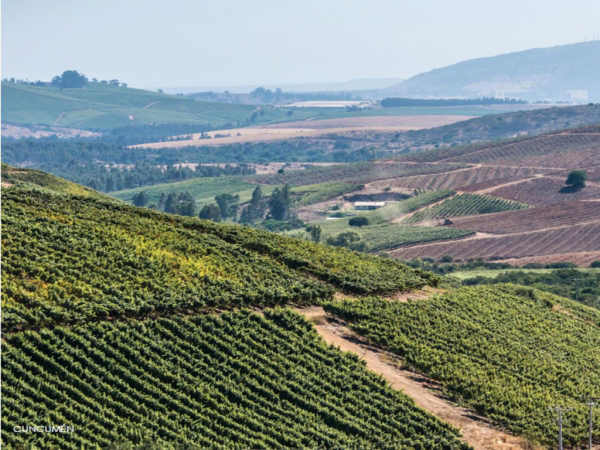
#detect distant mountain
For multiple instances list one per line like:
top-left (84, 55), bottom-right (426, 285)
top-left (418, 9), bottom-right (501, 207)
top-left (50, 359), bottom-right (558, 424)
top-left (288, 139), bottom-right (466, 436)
top-left (161, 78), bottom-right (404, 95)
top-left (385, 41), bottom-right (600, 102)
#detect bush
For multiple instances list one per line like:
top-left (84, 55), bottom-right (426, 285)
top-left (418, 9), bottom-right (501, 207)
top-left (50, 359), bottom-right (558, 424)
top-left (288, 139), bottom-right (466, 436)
top-left (546, 262), bottom-right (578, 269)
top-left (523, 262), bottom-right (544, 269)
top-left (440, 255), bottom-right (454, 263)
top-left (565, 170), bottom-right (587, 189)
top-left (326, 231), bottom-right (367, 252)
top-left (590, 261), bottom-right (600, 268)
top-left (349, 216), bottom-right (369, 227)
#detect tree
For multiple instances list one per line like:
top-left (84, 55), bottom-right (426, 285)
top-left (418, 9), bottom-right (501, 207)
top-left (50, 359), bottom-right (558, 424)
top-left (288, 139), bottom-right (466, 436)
top-left (565, 170), bottom-right (587, 189)
top-left (349, 216), bottom-right (369, 227)
top-left (590, 261), bottom-right (600, 268)
top-left (132, 191), bottom-right (148, 207)
top-left (54, 70), bottom-right (88, 89)
top-left (164, 193), bottom-right (177, 213)
top-left (199, 204), bottom-right (222, 221)
top-left (306, 225), bottom-right (322, 243)
top-left (326, 231), bottom-right (367, 252)
top-left (268, 184), bottom-right (292, 221)
top-left (215, 194), bottom-right (240, 219)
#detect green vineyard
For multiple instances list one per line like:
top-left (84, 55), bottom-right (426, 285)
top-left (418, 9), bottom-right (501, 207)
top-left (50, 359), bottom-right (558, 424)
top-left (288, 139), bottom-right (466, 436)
top-left (324, 285), bottom-right (600, 446)
top-left (2, 185), bottom-right (437, 330)
top-left (1, 309), bottom-right (469, 449)
top-left (403, 193), bottom-right (530, 223)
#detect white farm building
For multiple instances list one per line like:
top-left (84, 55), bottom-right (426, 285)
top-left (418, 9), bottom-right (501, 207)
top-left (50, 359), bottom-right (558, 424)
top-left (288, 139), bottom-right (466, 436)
top-left (354, 202), bottom-right (386, 211)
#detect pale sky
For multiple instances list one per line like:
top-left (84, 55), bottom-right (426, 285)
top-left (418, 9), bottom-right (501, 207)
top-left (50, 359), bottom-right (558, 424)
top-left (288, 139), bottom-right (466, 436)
top-left (2, 0), bottom-right (600, 89)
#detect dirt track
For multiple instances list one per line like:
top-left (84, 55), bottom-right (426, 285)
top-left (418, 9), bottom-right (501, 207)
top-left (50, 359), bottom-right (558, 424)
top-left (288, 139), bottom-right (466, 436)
top-left (297, 306), bottom-right (534, 450)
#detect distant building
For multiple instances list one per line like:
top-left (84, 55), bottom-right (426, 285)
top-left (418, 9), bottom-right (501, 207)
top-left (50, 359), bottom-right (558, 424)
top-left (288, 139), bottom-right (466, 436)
top-left (354, 201), bottom-right (386, 211)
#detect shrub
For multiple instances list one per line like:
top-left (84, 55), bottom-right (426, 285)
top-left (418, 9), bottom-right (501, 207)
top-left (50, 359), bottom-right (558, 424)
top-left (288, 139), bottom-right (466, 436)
top-left (349, 216), bottom-right (369, 227)
top-left (590, 261), bottom-right (600, 268)
top-left (565, 170), bottom-right (587, 189)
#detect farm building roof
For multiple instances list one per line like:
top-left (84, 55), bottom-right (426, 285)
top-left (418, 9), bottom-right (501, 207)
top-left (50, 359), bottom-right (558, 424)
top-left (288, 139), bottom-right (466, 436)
top-left (354, 202), bottom-right (386, 207)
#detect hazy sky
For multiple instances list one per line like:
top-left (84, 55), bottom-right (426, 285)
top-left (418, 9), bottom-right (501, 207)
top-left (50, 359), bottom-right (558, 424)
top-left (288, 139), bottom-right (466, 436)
top-left (3, 0), bottom-right (600, 89)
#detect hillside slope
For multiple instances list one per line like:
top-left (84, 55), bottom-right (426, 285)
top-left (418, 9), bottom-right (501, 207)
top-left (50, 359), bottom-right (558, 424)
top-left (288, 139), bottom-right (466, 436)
top-left (1, 171), bottom-right (437, 330)
top-left (325, 284), bottom-right (600, 447)
top-left (1, 82), bottom-right (290, 130)
top-left (386, 41), bottom-right (600, 102)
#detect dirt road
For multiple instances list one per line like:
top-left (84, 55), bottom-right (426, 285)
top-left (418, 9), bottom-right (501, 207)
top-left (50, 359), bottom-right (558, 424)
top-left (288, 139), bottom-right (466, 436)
top-left (297, 306), bottom-right (535, 450)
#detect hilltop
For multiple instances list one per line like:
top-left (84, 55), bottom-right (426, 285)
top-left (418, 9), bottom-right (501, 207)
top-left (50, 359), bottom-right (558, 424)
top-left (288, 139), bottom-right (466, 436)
top-left (385, 41), bottom-right (600, 102)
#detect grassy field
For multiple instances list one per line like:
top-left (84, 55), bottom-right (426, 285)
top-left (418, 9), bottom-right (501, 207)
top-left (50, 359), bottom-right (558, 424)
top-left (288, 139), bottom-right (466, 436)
top-left (1, 82), bottom-right (293, 130)
top-left (112, 177), bottom-right (362, 209)
top-left (110, 177), bottom-right (272, 207)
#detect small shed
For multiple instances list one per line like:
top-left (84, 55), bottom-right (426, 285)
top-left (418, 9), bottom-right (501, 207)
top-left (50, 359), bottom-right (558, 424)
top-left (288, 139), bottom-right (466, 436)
top-left (354, 201), bottom-right (386, 211)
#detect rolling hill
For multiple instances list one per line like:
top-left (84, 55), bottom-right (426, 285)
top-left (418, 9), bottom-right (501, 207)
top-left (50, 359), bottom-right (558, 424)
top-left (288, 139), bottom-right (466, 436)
top-left (0, 81), bottom-right (292, 131)
top-left (3, 168), bottom-right (600, 448)
top-left (385, 41), bottom-right (600, 102)
top-left (1, 168), bottom-right (437, 331)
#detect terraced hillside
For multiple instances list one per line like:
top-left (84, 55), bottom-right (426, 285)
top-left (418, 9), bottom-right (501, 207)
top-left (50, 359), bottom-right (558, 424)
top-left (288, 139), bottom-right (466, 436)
top-left (325, 285), bottom-right (600, 447)
top-left (1, 309), bottom-right (468, 449)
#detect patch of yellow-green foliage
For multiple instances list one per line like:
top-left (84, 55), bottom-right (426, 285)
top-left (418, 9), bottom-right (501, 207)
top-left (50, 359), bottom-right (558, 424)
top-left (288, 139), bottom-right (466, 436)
top-left (2, 185), bottom-right (438, 330)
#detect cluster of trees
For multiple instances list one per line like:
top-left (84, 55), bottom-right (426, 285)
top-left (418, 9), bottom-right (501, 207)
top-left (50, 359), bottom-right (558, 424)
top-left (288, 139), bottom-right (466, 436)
top-left (381, 97), bottom-right (527, 108)
top-left (249, 87), bottom-right (356, 104)
top-left (84, 163), bottom-right (254, 192)
top-left (51, 70), bottom-right (89, 89)
top-left (2, 78), bottom-right (47, 86)
top-left (148, 185), bottom-right (293, 226)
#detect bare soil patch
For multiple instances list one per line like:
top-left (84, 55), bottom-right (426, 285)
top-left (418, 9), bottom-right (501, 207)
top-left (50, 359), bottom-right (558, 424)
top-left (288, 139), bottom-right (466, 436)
top-left (495, 251), bottom-right (600, 267)
top-left (129, 115), bottom-right (471, 149)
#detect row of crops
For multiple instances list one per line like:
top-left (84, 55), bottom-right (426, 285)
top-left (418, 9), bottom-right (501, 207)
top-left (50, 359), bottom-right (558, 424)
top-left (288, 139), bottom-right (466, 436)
top-left (292, 182), bottom-right (362, 207)
top-left (324, 285), bottom-right (600, 446)
top-left (1, 309), bottom-right (469, 449)
top-left (404, 193), bottom-right (530, 223)
top-left (2, 187), bottom-right (437, 330)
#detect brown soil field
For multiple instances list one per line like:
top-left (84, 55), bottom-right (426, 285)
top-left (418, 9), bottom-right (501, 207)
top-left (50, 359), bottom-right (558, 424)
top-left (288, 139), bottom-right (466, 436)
top-left (486, 147), bottom-right (600, 171)
top-left (495, 251), bottom-right (600, 267)
top-left (297, 306), bottom-right (533, 450)
top-left (389, 221), bottom-right (600, 261)
top-left (370, 165), bottom-right (546, 191)
top-left (264, 115), bottom-right (472, 130)
top-left (129, 115), bottom-right (471, 149)
top-left (438, 132), bottom-right (600, 168)
top-left (490, 176), bottom-right (600, 206)
top-left (447, 200), bottom-right (600, 234)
